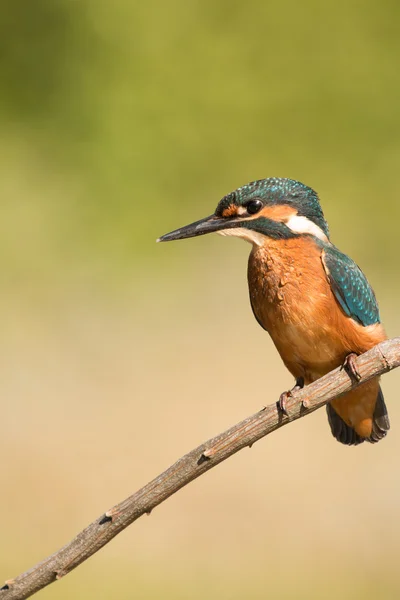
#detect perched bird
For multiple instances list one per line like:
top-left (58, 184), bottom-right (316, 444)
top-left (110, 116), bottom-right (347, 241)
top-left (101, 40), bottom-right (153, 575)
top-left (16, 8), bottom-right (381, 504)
top-left (158, 178), bottom-right (389, 445)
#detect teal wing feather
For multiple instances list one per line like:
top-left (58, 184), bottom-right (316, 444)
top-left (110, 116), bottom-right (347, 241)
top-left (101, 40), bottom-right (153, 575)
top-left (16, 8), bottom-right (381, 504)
top-left (321, 245), bottom-right (380, 326)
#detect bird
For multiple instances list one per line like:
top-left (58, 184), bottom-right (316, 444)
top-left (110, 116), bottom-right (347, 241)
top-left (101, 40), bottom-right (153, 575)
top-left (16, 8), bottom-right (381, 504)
top-left (157, 178), bottom-right (389, 445)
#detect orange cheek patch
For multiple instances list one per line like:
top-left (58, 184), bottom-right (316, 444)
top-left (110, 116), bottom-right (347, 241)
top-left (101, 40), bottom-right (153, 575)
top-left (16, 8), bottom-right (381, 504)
top-left (259, 205), bottom-right (297, 222)
top-left (221, 204), bottom-right (238, 217)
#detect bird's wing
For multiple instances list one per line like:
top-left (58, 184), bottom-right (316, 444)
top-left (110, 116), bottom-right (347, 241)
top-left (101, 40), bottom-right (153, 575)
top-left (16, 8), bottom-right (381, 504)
top-left (321, 245), bottom-right (380, 326)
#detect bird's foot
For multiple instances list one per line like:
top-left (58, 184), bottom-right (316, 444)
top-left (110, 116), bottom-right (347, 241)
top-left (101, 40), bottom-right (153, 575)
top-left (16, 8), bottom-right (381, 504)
top-left (342, 353), bottom-right (362, 382)
top-left (278, 377), bottom-right (305, 416)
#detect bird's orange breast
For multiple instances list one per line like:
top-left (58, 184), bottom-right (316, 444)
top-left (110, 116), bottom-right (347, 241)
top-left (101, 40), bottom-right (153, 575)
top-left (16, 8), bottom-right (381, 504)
top-left (247, 236), bottom-right (386, 384)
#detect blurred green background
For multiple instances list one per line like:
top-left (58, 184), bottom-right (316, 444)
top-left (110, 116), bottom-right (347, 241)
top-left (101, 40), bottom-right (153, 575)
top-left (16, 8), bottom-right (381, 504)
top-left (1, 1), bottom-right (400, 598)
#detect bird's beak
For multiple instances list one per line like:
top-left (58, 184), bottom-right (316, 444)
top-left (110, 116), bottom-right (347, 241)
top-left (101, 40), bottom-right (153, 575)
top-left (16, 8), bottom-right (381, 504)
top-left (157, 214), bottom-right (237, 242)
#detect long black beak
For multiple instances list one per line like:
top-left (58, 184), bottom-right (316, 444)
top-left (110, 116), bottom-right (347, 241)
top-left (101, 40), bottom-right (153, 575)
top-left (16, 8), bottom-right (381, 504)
top-left (157, 214), bottom-right (238, 242)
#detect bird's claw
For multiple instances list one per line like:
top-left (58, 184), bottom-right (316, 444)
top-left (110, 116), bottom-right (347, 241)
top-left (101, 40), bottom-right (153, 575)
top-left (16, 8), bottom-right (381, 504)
top-left (343, 353), bottom-right (361, 382)
top-left (278, 391), bottom-right (291, 416)
top-left (277, 377), bottom-right (305, 417)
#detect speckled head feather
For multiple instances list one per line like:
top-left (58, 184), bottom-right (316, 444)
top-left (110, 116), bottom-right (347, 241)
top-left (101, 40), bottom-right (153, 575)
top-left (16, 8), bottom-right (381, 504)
top-left (216, 178), bottom-right (330, 239)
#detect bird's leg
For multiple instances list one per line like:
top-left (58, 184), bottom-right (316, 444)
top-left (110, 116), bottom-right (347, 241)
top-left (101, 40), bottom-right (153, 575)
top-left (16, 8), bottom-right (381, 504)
top-left (278, 377), bottom-right (305, 416)
top-left (342, 353), bottom-right (362, 382)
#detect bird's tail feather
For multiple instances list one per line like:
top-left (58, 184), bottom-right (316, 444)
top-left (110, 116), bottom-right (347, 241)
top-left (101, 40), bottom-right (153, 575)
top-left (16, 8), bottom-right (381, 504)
top-left (369, 387), bottom-right (390, 443)
top-left (326, 386), bottom-right (389, 445)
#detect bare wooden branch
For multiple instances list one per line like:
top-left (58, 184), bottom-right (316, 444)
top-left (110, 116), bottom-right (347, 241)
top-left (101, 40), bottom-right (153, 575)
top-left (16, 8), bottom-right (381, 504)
top-left (2, 337), bottom-right (400, 600)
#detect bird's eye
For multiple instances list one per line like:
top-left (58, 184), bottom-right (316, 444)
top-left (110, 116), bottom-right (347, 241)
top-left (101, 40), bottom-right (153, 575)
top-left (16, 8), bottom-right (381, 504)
top-left (246, 200), bottom-right (263, 215)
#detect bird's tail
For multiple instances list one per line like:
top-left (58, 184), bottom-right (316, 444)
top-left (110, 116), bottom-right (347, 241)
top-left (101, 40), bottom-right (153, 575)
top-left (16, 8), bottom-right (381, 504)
top-left (370, 387), bottom-right (390, 442)
top-left (326, 386), bottom-right (390, 445)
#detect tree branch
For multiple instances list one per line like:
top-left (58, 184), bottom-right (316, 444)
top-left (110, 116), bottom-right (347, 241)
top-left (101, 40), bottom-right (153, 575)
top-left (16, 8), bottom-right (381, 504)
top-left (2, 337), bottom-right (400, 600)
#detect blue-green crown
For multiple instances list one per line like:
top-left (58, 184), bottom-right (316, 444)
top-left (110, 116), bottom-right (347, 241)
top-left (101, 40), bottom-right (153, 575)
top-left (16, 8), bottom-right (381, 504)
top-left (216, 177), bottom-right (329, 238)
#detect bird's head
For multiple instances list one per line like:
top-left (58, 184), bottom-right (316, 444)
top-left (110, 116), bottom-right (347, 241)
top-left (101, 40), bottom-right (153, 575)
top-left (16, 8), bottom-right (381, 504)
top-left (157, 178), bottom-right (329, 246)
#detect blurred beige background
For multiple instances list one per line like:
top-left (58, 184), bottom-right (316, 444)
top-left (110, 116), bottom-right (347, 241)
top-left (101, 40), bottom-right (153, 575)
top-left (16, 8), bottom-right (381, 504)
top-left (1, 1), bottom-right (400, 598)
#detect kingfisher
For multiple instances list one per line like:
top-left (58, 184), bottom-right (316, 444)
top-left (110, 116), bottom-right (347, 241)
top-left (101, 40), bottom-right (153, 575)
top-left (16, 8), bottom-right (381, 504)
top-left (157, 178), bottom-right (389, 445)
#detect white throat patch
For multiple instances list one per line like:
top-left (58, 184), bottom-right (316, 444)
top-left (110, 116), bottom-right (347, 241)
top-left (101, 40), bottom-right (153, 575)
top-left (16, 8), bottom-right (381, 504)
top-left (217, 228), bottom-right (265, 247)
